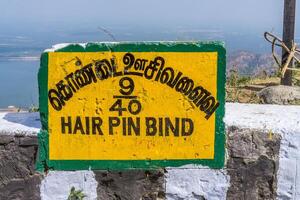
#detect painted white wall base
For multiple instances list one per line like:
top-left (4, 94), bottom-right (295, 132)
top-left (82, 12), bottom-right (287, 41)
top-left (40, 171), bottom-right (98, 200)
top-left (1, 103), bottom-right (300, 199)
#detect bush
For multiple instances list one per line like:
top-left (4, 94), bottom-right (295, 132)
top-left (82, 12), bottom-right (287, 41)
top-left (68, 187), bottom-right (86, 200)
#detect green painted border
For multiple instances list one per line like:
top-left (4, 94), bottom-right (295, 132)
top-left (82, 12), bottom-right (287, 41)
top-left (37, 41), bottom-right (226, 171)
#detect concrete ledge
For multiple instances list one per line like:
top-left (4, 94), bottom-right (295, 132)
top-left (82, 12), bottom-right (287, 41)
top-left (0, 112), bottom-right (40, 136)
top-left (224, 103), bottom-right (300, 133)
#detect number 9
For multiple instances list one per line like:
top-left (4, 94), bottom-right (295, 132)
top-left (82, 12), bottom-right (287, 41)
top-left (119, 77), bottom-right (134, 95)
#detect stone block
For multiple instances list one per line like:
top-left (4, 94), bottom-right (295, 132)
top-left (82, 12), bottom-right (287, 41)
top-left (95, 170), bottom-right (165, 200)
top-left (19, 136), bottom-right (38, 146)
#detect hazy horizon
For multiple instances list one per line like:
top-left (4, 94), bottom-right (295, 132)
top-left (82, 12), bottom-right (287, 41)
top-left (1, 0), bottom-right (297, 55)
top-left (0, 0), bottom-right (288, 33)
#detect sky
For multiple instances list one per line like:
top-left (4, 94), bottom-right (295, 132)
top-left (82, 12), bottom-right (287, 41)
top-left (0, 0), bottom-right (290, 35)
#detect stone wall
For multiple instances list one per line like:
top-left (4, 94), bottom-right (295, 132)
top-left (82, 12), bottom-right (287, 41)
top-left (0, 135), bottom-right (42, 200)
top-left (0, 103), bottom-right (299, 200)
top-left (226, 127), bottom-right (280, 200)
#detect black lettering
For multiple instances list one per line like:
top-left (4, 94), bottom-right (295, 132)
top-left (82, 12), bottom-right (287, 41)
top-left (61, 116), bottom-right (72, 134)
top-left (194, 90), bottom-right (211, 107)
top-left (140, 59), bottom-right (148, 70)
top-left (73, 116), bottom-right (85, 134)
top-left (128, 117), bottom-right (140, 136)
top-left (159, 118), bottom-right (163, 136)
top-left (85, 117), bottom-right (90, 135)
top-left (82, 63), bottom-right (97, 84)
top-left (122, 117), bottom-right (127, 136)
top-left (74, 70), bottom-right (85, 87)
top-left (146, 117), bottom-right (157, 136)
top-left (165, 117), bottom-right (179, 136)
top-left (153, 57), bottom-right (165, 81)
top-left (47, 54), bottom-right (220, 118)
top-left (189, 86), bottom-right (204, 101)
top-left (110, 58), bottom-right (123, 77)
top-left (168, 71), bottom-right (182, 88)
top-left (134, 59), bottom-right (142, 70)
top-left (56, 80), bottom-right (73, 101)
top-left (95, 59), bottom-right (113, 80)
top-left (65, 73), bottom-right (78, 92)
top-left (109, 117), bottom-right (120, 135)
top-left (128, 99), bottom-right (142, 115)
top-left (205, 102), bottom-right (219, 120)
top-left (119, 77), bottom-right (135, 95)
top-left (160, 67), bottom-right (174, 84)
top-left (123, 53), bottom-right (135, 73)
top-left (144, 60), bottom-right (159, 80)
top-left (48, 89), bottom-right (63, 111)
top-left (175, 77), bottom-right (194, 95)
top-left (92, 117), bottom-right (103, 135)
top-left (181, 118), bottom-right (194, 136)
top-left (197, 94), bottom-right (212, 110)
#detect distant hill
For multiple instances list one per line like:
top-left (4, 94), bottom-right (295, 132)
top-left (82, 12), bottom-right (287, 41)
top-left (227, 51), bottom-right (277, 77)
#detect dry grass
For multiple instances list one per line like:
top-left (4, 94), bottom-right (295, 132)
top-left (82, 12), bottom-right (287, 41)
top-left (227, 76), bottom-right (279, 104)
top-left (248, 76), bottom-right (280, 86)
top-left (226, 86), bottom-right (260, 103)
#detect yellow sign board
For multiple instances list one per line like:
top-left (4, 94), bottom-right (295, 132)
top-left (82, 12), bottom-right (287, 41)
top-left (38, 42), bottom-right (225, 170)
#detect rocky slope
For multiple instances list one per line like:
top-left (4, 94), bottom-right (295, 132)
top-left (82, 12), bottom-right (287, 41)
top-left (227, 51), bottom-right (277, 76)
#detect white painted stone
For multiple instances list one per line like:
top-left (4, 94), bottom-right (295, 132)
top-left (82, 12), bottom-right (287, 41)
top-left (44, 42), bottom-right (118, 52)
top-left (0, 112), bottom-right (40, 136)
top-left (165, 103), bottom-right (300, 200)
top-left (44, 43), bottom-right (85, 52)
top-left (224, 103), bottom-right (300, 134)
top-left (277, 131), bottom-right (300, 200)
top-left (40, 171), bottom-right (98, 200)
top-left (166, 166), bottom-right (229, 200)
top-left (276, 158), bottom-right (296, 199)
top-left (225, 103), bottom-right (300, 200)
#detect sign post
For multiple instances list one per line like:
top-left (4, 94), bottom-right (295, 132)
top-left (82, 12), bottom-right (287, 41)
top-left (37, 42), bottom-right (226, 170)
top-left (281, 0), bottom-right (296, 85)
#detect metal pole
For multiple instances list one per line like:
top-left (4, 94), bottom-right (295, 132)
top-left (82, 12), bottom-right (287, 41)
top-left (281, 0), bottom-right (296, 85)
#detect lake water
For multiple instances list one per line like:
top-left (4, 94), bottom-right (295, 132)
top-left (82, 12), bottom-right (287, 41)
top-left (0, 59), bottom-right (39, 108)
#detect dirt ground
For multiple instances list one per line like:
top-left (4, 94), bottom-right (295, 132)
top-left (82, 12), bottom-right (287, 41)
top-left (226, 77), bottom-right (280, 104)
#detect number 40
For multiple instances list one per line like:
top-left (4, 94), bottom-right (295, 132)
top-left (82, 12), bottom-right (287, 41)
top-left (109, 99), bottom-right (141, 116)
